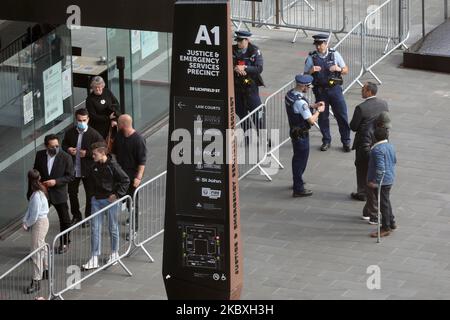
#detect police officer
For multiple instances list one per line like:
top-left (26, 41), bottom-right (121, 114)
top-left (305, 34), bottom-right (351, 152)
top-left (285, 74), bottom-right (325, 197)
top-left (232, 31), bottom-right (265, 131)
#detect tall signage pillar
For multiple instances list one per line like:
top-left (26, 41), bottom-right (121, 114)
top-left (163, 0), bottom-right (243, 300)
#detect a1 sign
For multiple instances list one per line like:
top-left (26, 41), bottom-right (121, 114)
top-left (195, 25), bottom-right (220, 46)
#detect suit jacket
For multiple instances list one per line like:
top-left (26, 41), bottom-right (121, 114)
top-left (350, 97), bottom-right (389, 150)
top-left (32, 149), bottom-right (74, 204)
top-left (62, 126), bottom-right (104, 177)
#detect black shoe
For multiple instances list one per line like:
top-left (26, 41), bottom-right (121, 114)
top-left (351, 192), bottom-right (367, 201)
top-left (42, 270), bottom-right (49, 280)
top-left (55, 245), bottom-right (68, 254)
top-left (293, 189), bottom-right (313, 197)
top-left (71, 217), bottom-right (82, 226)
top-left (343, 144), bottom-right (351, 153)
top-left (25, 280), bottom-right (40, 294)
top-left (82, 221), bottom-right (90, 229)
top-left (320, 143), bottom-right (330, 151)
top-left (390, 223), bottom-right (397, 230)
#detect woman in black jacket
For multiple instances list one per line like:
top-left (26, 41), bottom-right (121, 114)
top-left (85, 76), bottom-right (120, 139)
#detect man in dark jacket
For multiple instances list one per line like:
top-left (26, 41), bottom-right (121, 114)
top-left (31, 134), bottom-right (74, 253)
top-left (349, 82), bottom-right (388, 211)
top-left (63, 108), bottom-right (104, 225)
top-left (82, 142), bottom-right (129, 270)
top-left (233, 31), bottom-right (265, 131)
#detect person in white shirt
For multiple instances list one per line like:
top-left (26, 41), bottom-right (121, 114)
top-left (23, 169), bottom-right (49, 294)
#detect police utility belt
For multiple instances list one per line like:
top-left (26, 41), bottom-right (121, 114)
top-left (290, 125), bottom-right (311, 140)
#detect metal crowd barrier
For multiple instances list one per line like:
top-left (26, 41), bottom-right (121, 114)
top-left (231, 0), bottom-right (279, 29)
top-left (333, 21), bottom-right (365, 94)
top-left (51, 195), bottom-right (133, 300)
top-left (281, 0), bottom-right (346, 42)
top-left (132, 171), bottom-right (167, 262)
top-left (362, 0), bottom-right (410, 84)
top-left (0, 244), bottom-right (51, 300)
top-left (235, 104), bottom-right (272, 180)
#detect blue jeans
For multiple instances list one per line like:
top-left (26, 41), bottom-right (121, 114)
top-left (314, 85), bottom-right (351, 145)
top-left (90, 197), bottom-right (119, 256)
top-left (292, 135), bottom-right (310, 193)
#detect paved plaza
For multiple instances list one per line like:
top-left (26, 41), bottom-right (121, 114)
top-left (1, 1), bottom-right (450, 300)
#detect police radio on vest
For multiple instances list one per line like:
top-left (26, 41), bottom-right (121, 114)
top-left (195, 25), bottom-right (220, 46)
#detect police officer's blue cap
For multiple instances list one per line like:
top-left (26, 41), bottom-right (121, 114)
top-left (295, 74), bottom-right (313, 85)
top-left (235, 31), bottom-right (252, 40)
top-left (313, 33), bottom-right (329, 43)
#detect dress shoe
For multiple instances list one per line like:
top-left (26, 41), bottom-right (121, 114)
top-left (320, 143), bottom-right (330, 151)
top-left (71, 217), bottom-right (82, 226)
top-left (370, 228), bottom-right (391, 238)
top-left (42, 269), bottom-right (49, 280)
top-left (55, 245), bottom-right (68, 254)
top-left (25, 280), bottom-right (40, 294)
top-left (293, 189), bottom-right (313, 197)
top-left (343, 144), bottom-right (351, 153)
top-left (351, 192), bottom-right (367, 201)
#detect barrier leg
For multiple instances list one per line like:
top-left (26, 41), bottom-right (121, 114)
top-left (257, 164), bottom-right (273, 181)
top-left (292, 29), bottom-right (300, 43)
top-left (368, 69), bottom-right (382, 85)
top-left (138, 245), bottom-right (155, 263)
top-left (269, 152), bottom-right (284, 169)
top-left (118, 259), bottom-right (133, 276)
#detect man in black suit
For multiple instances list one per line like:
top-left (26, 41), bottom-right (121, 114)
top-left (63, 108), bottom-right (104, 225)
top-left (349, 82), bottom-right (389, 217)
top-left (32, 134), bottom-right (74, 253)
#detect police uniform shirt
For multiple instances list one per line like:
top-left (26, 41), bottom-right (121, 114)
top-left (292, 90), bottom-right (312, 120)
top-left (304, 49), bottom-right (346, 74)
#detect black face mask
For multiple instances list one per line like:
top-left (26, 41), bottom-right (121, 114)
top-left (47, 147), bottom-right (59, 157)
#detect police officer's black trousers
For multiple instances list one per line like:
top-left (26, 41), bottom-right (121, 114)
top-left (235, 87), bottom-right (264, 134)
top-left (291, 135), bottom-right (309, 193)
top-left (314, 86), bottom-right (351, 145)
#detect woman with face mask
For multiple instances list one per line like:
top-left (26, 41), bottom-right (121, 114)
top-left (62, 108), bottom-right (104, 226)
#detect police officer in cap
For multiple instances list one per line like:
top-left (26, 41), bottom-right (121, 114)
top-left (305, 33), bottom-right (351, 152)
top-left (233, 31), bottom-right (265, 130)
top-left (285, 74), bottom-right (325, 197)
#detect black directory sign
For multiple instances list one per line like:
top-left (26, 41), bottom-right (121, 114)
top-left (163, 0), bottom-right (242, 300)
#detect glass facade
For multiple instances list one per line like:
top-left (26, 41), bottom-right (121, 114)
top-left (0, 24), bottom-right (172, 233)
top-left (0, 24), bottom-right (74, 231)
top-left (107, 29), bottom-right (172, 130)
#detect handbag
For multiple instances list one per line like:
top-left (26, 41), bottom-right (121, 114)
top-left (106, 125), bottom-right (117, 153)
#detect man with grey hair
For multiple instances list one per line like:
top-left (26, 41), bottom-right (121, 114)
top-left (350, 82), bottom-right (388, 219)
top-left (85, 76), bottom-right (121, 139)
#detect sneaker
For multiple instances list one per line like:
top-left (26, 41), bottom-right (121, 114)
top-left (82, 256), bottom-right (99, 270)
top-left (343, 144), bottom-right (351, 153)
top-left (361, 215), bottom-right (370, 221)
top-left (293, 189), bottom-right (313, 197)
top-left (106, 252), bottom-right (119, 266)
top-left (320, 143), bottom-right (330, 151)
top-left (368, 217), bottom-right (378, 225)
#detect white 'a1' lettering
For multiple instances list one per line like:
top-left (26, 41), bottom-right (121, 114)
top-left (195, 25), bottom-right (220, 46)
